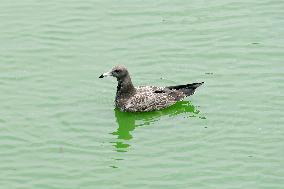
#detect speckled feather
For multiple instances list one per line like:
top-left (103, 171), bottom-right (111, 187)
top-left (123, 86), bottom-right (185, 112)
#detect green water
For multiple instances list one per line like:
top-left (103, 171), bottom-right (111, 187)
top-left (1, 0), bottom-right (283, 188)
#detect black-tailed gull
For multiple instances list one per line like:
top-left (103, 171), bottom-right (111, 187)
top-left (99, 65), bottom-right (203, 112)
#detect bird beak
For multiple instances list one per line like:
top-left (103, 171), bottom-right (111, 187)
top-left (99, 71), bottom-right (112, 78)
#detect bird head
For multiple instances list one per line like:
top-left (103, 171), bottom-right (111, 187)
top-left (99, 65), bottom-right (129, 80)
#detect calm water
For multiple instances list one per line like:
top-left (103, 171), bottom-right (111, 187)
top-left (0, 0), bottom-right (283, 188)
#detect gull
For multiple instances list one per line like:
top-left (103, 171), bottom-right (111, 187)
top-left (99, 65), bottom-right (203, 112)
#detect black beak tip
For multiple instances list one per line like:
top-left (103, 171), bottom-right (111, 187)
top-left (99, 74), bottom-right (104, 78)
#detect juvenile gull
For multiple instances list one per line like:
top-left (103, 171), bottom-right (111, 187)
top-left (99, 65), bottom-right (204, 112)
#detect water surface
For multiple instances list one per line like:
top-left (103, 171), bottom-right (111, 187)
top-left (0, 0), bottom-right (283, 189)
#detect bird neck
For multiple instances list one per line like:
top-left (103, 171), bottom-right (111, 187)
top-left (116, 75), bottom-right (135, 98)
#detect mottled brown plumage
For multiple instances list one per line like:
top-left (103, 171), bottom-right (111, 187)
top-left (99, 65), bottom-right (203, 112)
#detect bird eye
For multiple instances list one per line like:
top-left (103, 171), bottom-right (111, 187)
top-left (114, 69), bottom-right (120, 73)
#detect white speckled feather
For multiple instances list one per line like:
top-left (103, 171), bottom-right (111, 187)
top-left (123, 86), bottom-right (181, 112)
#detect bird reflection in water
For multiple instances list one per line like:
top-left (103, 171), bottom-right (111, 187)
top-left (111, 101), bottom-right (204, 152)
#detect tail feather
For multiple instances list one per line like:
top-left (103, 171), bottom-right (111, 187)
top-left (167, 82), bottom-right (204, 96)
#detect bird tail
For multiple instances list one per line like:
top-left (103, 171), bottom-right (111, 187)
top-left (167, 82), bottom-right (204, 96)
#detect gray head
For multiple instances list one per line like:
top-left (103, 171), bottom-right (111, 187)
top-left (99, 65), bottom-right (129, 80)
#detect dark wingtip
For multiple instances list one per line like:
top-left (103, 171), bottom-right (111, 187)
top-left (195, 82), bottom-right (204, 87)
top-left (99, 74), bottom-right (104, 78)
